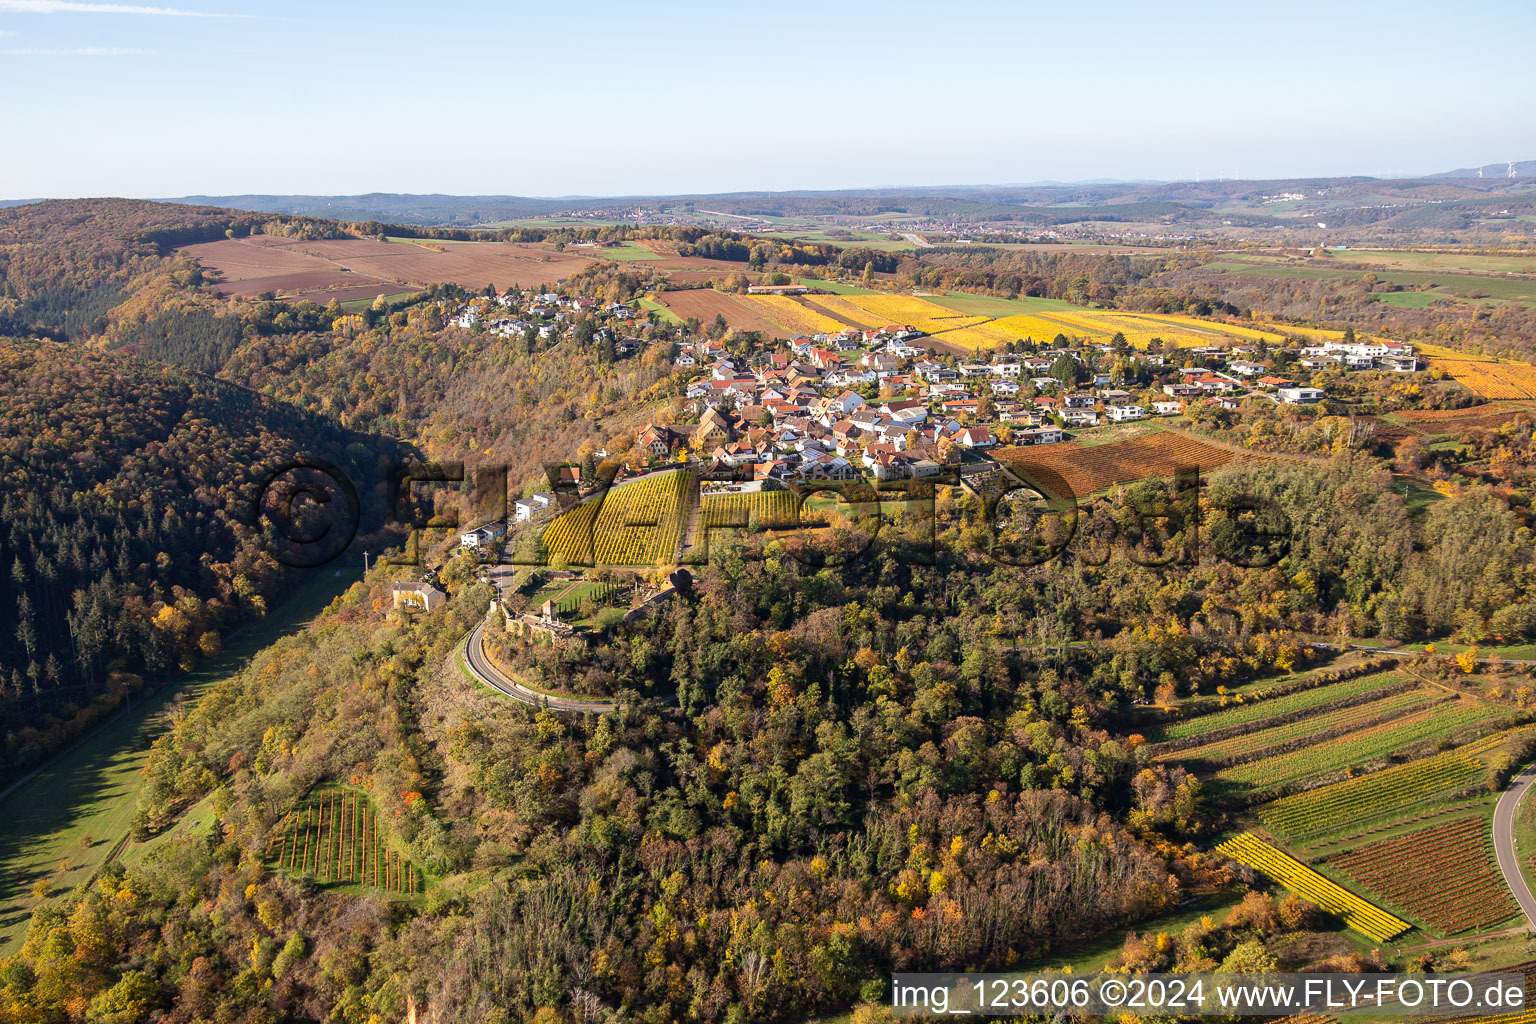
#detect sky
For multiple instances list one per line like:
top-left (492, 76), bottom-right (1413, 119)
top-left (1, 0), bottom-right (1534, 199)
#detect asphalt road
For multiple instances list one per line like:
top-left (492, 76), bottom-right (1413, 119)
top-left (460, 616), bottom-right (620, 713)
top-left (1493, 761), bottom-right (1536, 931)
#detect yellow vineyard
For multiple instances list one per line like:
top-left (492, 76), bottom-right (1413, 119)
top-left (542, 470), bottom-right (695, 566)
top-left (738, 294), bottom-right (848, 336)
top-left (1433, 360), bottom-right (1536, 399)
top-left (807, 294), bottom-right (987, 334)
top-left (932, 308), bottom-right (1305, 353)
top-left (1214, 832), bottom-right (1410, 942)
top-left (701, 489), bottom-right (804, 529)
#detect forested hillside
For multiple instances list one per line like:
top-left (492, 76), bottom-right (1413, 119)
top-left (0, 339), bottom-right (407, 778)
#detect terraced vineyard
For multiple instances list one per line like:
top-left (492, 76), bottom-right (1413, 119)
top-left (1162, 688), bottom-right (1442, 765)
top-left (1215, 698), bottom-right (1504, 792)
top-left (266, 789), bottom-right (421, 896)
top-left (1328, 817), bottom-right (1516, 934)
top-left (995, 431), bottom-right (1256, 497)
top-left (1148, 671), bottom-right (1403, 744)
top-left (542, 470), bottom-right (696, 566)
top-left (1257, 732), bottom-right (1513, 840)
top-left (1215, 833), bottom-right (1409, 941)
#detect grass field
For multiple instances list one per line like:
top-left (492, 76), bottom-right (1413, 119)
top-left (339, 289), bottom-right (418, 312)
top-left (0, 565), bottom-right (361, 953)
top-left (637, 296), bottom-right (684, 325)
top-left (588, 243), bottom-right (662, 261)
top-left (1199, 255), bottom-right (1536, 306)
top-left (1321, 249), bottom-right (1536, 275)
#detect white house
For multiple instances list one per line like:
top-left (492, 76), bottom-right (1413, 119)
top-left (1278, 386), bottom-right (1325, 404)
top-left (1152, 401), bottom-right (1185, 415)
top-left (956, 427), bottom-right (996, 449)
top-left (1106, 405), bottom-right (1146, 422)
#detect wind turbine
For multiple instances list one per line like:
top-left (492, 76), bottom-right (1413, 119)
top-left (1510, 160), bottom-right (1519, 179)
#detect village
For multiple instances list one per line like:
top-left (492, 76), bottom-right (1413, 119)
top-left (446, 286), bottom-right (1418, 495)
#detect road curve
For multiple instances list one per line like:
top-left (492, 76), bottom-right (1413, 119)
top-left (460, 616), bottom-right (620, 713)
top-left (1493, 761), bottom-right (1536, 931)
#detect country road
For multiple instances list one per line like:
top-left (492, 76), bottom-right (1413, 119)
top-left (459, 616), bottom-right (620, 713)
top-left (1493, 761), bottom-right (1536, 931)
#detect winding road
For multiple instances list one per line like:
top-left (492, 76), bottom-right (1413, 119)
top-left (459, 615), bottom-right (621, 713)
top-left (1493, 761), bottom-right (1536, 931)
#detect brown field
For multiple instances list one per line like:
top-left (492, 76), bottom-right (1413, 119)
top-left (995, 430), bottom-right (1259, 496)
top-left (182, 236), bottom-right (600, 301)
top-left (655, 289), bottom-right (783, 335)
top-left (182, 234), bottom-right (766, 304)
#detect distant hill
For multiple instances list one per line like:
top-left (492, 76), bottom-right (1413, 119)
top-left (1430, 160), bottom-right (1536, 179)
top-left (168, 167), bottom-right (1536, 235)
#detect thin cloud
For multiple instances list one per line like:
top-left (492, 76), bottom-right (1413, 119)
top-left (0, 1), bottom-right (235, 15)
top-left (1, 44), bottom-right (154, 52)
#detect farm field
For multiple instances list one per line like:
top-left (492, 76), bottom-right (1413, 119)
top-left (995, 430), bottom-right (1258, 497)
top-left (181, 235), bottom-right (601, 300)
top-left (920, 292), bottom-right (1084, 317)
top-left (1147, 670), bottom-right (1407, 744)
top-left (1213, 697), bottom-right (1504, 793)
top-left (928, 314), bottom-right (1090, 351)
top-left (582, 242), bottom-right (661, 261)
top-left (542, 470), bottom-right (696, 567)
top-left (1256, 731), bottom-right (1515, 841)
top-left (267, 789), bottom-right (421, 896)
top-left (1162, 687), bottom-right (1442, 765)
top-left (736, 294), bottom-right (849, 336)
top-left (1215, 833), bottom-right (1409, 941)
top-left (654, 290), bottom-right (782, 335)
top-left (1198, 256), bottom-right (1536, 305)
top-left (1328, 817), bottom-right (1516, 934)
top-left (1332, 250), bottom-right (1536, 275)
top-left (1027, 309), bottom-right (1296, 350)
top-left (805, 294), bottom-right (987, 334)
